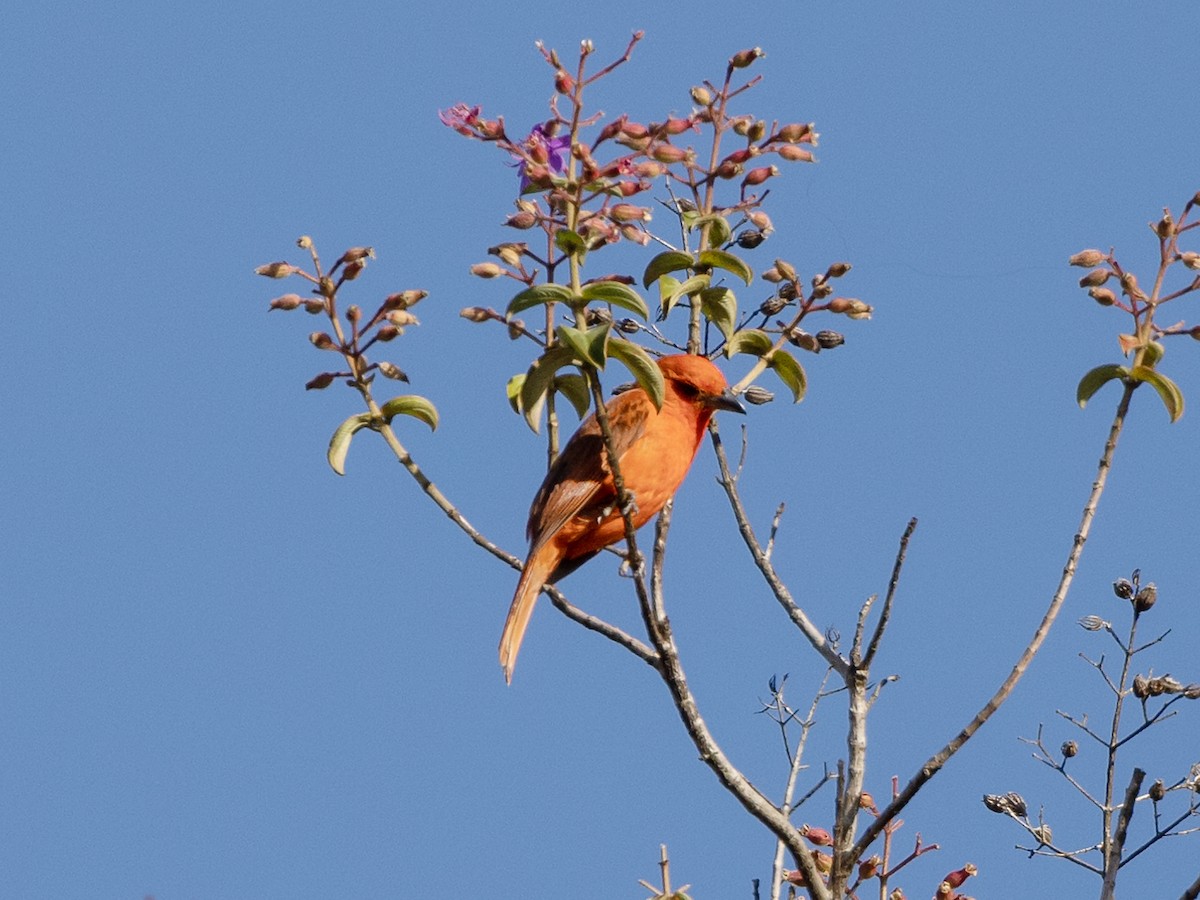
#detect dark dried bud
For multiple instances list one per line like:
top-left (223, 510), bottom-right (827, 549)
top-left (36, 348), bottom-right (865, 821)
top-left (775, 122), bottom-right (814, 143)
top-left (338, 246), bottom-right (375, 265)
top-left (1078, 615), bottom-right (1107, 631)
top-left (747, 119), bottom-right (767, 142)
top-left (269, 293), bottom-right (303, 311)
top-left (800, 824), bottom-right (833, 846)
top-left (983, 792), bottom-right (1027, 816)
top-left (1149, 779), bottom-right (1166, 801)
top-left (342, 260), bottom-right (364, 281)
top-left (377, 361), bottom-right (408, 381)
top-left (1079, 269), bottom-right (1112, 288)
top-left (585, 307), bottom-right (612, 326)
top-left (1113, 578), bottom-right (1134, 600)
top-left (736, 229), bottom-right (766, 249)
top-left (304, 299), bottom-right (326, 315)
top-left (1069, 249), bottom-right (1107, 268)
top-left (825, 261), bottom-right (852, 279)
top-left (309, 332), bottom-right (336, 351)
top-left (1134, 583), bottom-right (1157, 613)
top-left (1154, 674), bottom-right (1184, 694)
top-left (1182, 251), bottom-right (1200, 270)
top-left (778, 282), bottom-right (798, 301)
top-left (554, 70), bottom-right (574, 95)
top-left (889, 890), bottom-right (906, 900)
top-left (1155, 210), bottom-right (1175, 238)
top-left (460, 306), bottom-right (492, 323)
top-left (759, 296), bottom-right (788, 316)
top-left (507, 319), bottom-right (524, 340)
top-left (649, 143), bottom-right (690, 164)
top-left (743, 385), bottom-right (775, 405)
top-left (385, 290), bottom-right (426, 310)
top-left (375, 325), bottom-right (400, 342)
top-left (346, 304), bottom-right (361, 323)
top-left (255, 261), bottom-right (295, 279)
top-left (741, 165), bottom-right (779, 187)
top-left (305, 372), bottom-right (336, 391)
top-left (811, 280), bottom-right (833, 299)
top-left (1120, 271), bottom-right (1146, 300)
top-left (816, 330), bottom-right (845, 349)
top-left (1089, 287), bottom-right (1117, 306)
top-left (1061, 740), bottom-right (1078, 759)
top-left (617, 318), bottom-right (641, 334)
top-left (489, 242), bottom-right (527, 267)
top-left (608, 203), bottom-right (651, 223)
top-left (1185, 684), bottom-right (1200, 700)
top-left (773, 258), bottom-right (797, 282)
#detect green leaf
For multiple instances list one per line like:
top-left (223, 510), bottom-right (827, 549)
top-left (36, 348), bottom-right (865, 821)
top-left (507, 283), bottom-right (575, 315)
top-left (724, 328), bottom-right (774, 358)
top-left (506, 373), bottom-right (525, 414)
top-left (380, 395), bottom-right (440, 431)
top-left (554, 228), bottom-right (587, 257)
top-left (555, 322), bottom-right (611, 369)
top-left (1076, 363), bottom-right (1129, 408)
top-left (327, 413), bottom-right (372, 476)
top-left (642, 250), bottom-right (696, 288)
top-left (521, 345), bottom-right (578, 433)
top-left (1141, 341), bottom-right (1165, 367)
top-left (607, 339), bottom-right (665, 410)
top-left (689, 213), bottom-right (732, 246)
top-left (699, 286), bottom-right (737, 341)
top-left (553, 373), bottom-right (591, 419)
top-left (697, 248), bottom-right (753, 285)
top-left (660, 273), bottom-right (711, 320)
top-left (769, 348), bottom-right (808, 403)
top-left (1129, 365), bottom-right (1184, 422)
top-left (579, 281), bottom-right (650, 319)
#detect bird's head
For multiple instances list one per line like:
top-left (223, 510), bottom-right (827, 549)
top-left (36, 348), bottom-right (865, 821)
top-left (657, 354), bottom-right (746, 415)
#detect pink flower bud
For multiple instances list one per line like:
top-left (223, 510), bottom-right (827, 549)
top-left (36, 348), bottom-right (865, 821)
top-left (554, 70), bottom-right (574, 94)
top-left (777, 144), bottom-right (815, 162)
top-left (609, 203), bottom-right (651, 223)
top-left (269, 294), bottom-right (303, 311)
top-left (1069, 249), bottom-right (1107, 267)
top-left (800, 824), bottom-right (833, 846)
top-left (255, 261), bottom-right (295, 279)
top-left (942, 863), bottom-right (977, 888)
top-left (650, 143), bottom-right (690, 164)
top-left (729, 47), bottom-right (765, 69)
top-left (774, 122), bottom-right (814, 143)
top-left (505, 211), bottom-right (538, 229)
top-left (742, 165), bottom-right (779, 187)
top-left (309, 332), bottom-right (336, 350)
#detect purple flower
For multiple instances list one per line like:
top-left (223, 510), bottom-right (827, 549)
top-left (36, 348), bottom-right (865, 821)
top-left (515, 124), bottom-right (571, 192)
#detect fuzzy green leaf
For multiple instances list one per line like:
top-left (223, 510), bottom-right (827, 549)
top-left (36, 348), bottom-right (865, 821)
top-left (521, 345), bottom-right (578, 433)
top-left (507, 283), bottom-right (576, 315)
top-left (556, 322), bottom-right (612, 369)
top-left (554, 228), bottom-right (588, 257)
top-left (660, 273), bottom-right (711, 320)
top-left (690, 213), bottom-right (732, 247)
top-left (607, 339), bottom-right (665, 411)
top-left (724, 328), bottom-right (774, 358)
top-left (380, 395), bottom-right (440, 431)
top-left (769, 348), bottom-right (808, 403)
top-left (327, 413), bottom-right (372, 476)
top-left (699, 286), bottom-right (737, 341)
top-left (642, 250), bottom-right (696, 288)
top-left (1076, 364), bottom-right (1129, 409)
top-left (697, 248), bottom-right (753, 285)
top-left (580, 281), bottom-right (650, 319)
top-left (1129, 365), bottom-right (1184, 422)
top-left (553, 373), bottom-right (591, 419)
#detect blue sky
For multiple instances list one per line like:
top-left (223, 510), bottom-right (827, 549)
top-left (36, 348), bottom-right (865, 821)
top-left (4, 1), bottom-right (1200, 897)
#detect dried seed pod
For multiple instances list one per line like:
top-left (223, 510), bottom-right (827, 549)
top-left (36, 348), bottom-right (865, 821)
top-left (1069, 249), bottom-right (1107, 267)
top-left (816, 330), bottom-right (845, 349)
top-left (1134, 583), bottom-right (1157, 613)
top-left (1078, 615), bottom-right (1107, 631)
top-left (743, 385), bottom-right (775, 405)
top-left (1061, 740), bottom-right (1078, 759)
top-left (1113, 578), bottom-right (1135, 600)
top-left (1149, 779), bottom-right (1166, 801)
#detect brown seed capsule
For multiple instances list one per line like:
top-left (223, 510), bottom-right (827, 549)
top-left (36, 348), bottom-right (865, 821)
top-left (729, 47), bottom-right (765, 69)
top-left (1089, 287), bottom-right (1117, 306)
top-left (1113, 578), bottom-right (1134, 600)
top-left (775, 122), bottom-right (814, 143)
top-left (617, 318), bottom-right (641, 334)
top-left (339, 246), bottom-right (375, 264)
top-left (304, 299), bottom-right (326, 315)
top-left (650, 143), bottom-right (690, 164)
top-left (309, 332), bottom-right (336, 351)
top-left (377, 361), bottom-right (408, 381)
top-left (269, 294), bottom-right (303, 311)
top-left (387, 310), bottom-right (419, 327)
top-left (1155, 210), bottom-right (1174, 238)
top-left (507, 319), bottom-right (524, 340)
top-left (1061, 740), bottom-right (1078, 758)
top-left (609, 203), bottom-right (651, 223)
top-left (255, 261), bottom-right (295, 279)
top-left (305, 372), bottom-right (336, 391)
top-left (1134, 583), bottom-right (1157, 613)
top-left (742, 165), bottom-right (779, 187)
top-left (1069, 249), bottom-right (1107, 268)
top-left (1078, 269), bottom-right (1112, 288)
top-left (736, 229), bottom-right (766, 249)
top-left (505, 210), bottom-right (538, 229)
top-left (858, 855), bottom-right (881, 880)
top-left (759, 296), bottom-right (787, 315)
top-left (460, 306), bottom-right (492, 323)
top-left (375, 325), bottom-right (400, 342)
top-left (1150, 779), bottom-right (1166, 801)
top-left (489, 243), bottom-right (527, 267)
top-left (1182, 251), bottom-right (1200, 270)
top-left (748, 210), bottom-right (773, 232)
top-left (470, 262), bottom-right (505, 278)
top-left (1078, 615), bottom-right (1107, 631)
top-left (777, 144), bottom-right (815, 162)
top-left (800, 824), bottom-right (833, 846)
top-left (1032, 824), bottom-right (1053, 845)
top-left (943, 863), bottom-right (977, 888)
top-left (786, 328), bottom-right (820, 353)
top-left (690, 85), bottom-right (713, 106)
top-left (859, 792), bottom-right (877, 812)
top-left (346, 305), bottom-right (361, 324)
top-left (1132, 674), bottom-right (1150, 699)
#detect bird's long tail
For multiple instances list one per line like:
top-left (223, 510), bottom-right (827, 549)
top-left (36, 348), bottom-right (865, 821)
top-left (499, 546), bottom-right (560, 684)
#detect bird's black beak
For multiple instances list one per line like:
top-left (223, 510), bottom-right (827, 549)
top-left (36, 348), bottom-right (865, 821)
top-left (706, 389), bottom-right (746, 414)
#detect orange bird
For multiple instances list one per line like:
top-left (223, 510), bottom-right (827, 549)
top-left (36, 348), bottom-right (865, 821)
top-left (499, 353), bottom-right (744, 682)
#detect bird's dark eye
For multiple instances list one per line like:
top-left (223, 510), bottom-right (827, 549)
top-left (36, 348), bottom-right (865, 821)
top-left (675, 382), bottom-right (700, 399)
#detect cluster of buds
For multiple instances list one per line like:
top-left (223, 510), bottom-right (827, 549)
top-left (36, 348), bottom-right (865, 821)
top-left (1131, 673), bottom-right (1200, 700)
top-left (257, 239), bottom-right (426, 391)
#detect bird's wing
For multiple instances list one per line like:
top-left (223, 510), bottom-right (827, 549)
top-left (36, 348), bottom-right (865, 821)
top-left (525, 389), bottom-right (652, 553)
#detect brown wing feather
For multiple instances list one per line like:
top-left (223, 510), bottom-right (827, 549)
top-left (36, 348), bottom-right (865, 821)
top-left (525, 388), bottom-right (652, 556)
